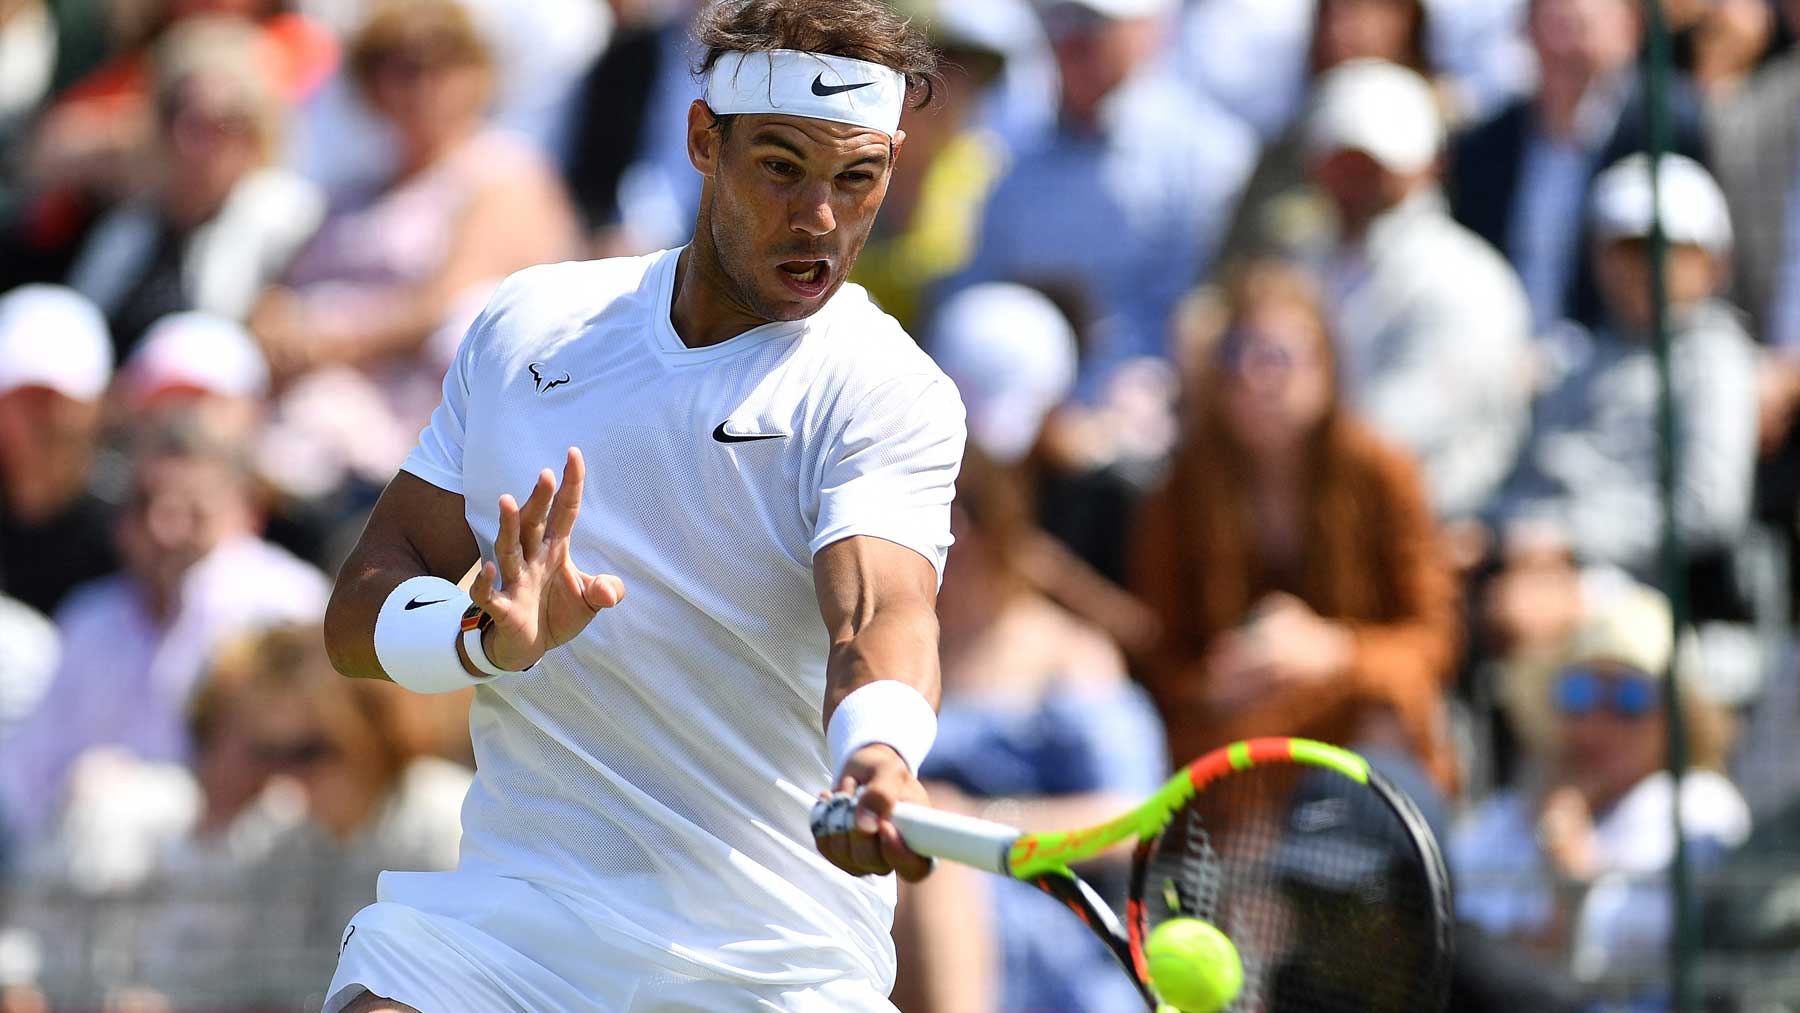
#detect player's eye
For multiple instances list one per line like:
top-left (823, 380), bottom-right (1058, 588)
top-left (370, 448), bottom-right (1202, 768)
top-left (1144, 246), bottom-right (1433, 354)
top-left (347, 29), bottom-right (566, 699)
top-left (764, 159), bottom-right (799, 178)
top-left (838, 171), bottom-right (875, 185)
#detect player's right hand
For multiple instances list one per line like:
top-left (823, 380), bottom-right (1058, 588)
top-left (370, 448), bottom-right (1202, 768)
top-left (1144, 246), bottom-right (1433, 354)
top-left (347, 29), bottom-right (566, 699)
top-left (471, 447), bottom-right (625, 671)
top-left (813, 744), bottom-right (935, 882)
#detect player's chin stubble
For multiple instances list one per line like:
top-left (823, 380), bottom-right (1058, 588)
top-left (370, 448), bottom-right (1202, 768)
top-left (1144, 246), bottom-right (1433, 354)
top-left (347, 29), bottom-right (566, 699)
top-left (701, 191), bottom-right (798, 324)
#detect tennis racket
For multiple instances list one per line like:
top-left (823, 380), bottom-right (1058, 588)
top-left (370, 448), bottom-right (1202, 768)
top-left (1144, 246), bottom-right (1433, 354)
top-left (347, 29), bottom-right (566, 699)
top-left (811, 736), bottom-right (1454, 1012)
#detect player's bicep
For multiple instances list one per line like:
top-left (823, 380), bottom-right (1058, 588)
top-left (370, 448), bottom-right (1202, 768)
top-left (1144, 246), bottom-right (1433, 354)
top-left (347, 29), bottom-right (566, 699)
top-left (812, 534), bottom-right (940, 644)
top-left (814, 535), bottom-right (942, 723)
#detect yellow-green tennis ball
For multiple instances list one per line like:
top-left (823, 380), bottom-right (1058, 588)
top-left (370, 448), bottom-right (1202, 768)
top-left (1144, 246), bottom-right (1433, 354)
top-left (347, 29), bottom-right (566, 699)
top-left (1146, 917), bottom-right (1243, 1013)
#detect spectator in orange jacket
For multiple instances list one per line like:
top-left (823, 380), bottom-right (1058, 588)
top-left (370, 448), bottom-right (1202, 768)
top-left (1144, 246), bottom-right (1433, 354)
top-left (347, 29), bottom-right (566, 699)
top-left (1130, 261), bottom-right (1462, 790)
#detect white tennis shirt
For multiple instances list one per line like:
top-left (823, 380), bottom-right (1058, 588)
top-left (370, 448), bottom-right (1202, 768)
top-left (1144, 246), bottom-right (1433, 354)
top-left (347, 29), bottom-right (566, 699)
top-left (400, 247), bottom-right (965, 991)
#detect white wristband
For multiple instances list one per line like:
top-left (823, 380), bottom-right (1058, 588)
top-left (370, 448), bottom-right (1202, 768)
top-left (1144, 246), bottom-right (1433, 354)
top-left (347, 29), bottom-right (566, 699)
top-left (373, 576), bottom-right (492, 694)
top-left (826, 681), bottom-right (938, 781)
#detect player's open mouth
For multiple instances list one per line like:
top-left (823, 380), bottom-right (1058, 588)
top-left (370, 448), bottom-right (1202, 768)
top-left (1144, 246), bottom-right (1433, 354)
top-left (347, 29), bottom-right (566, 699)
top-left (778, 260), bottom-right (831, 298)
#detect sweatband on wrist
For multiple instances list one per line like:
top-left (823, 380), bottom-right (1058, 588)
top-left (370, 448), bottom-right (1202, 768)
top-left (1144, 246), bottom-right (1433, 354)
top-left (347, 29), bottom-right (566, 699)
top-left (373, 576), bottom-right (491, 694)
top-left (705, 49), bottom-right (907, 137)
top-left (459, 604), bottom-right (532, 678)
top-left (826, 680), bottom-right (938, 780)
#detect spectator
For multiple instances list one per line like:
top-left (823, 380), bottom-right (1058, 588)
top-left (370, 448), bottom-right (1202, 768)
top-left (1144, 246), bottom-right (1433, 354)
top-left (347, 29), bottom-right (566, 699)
top-left (0, 416), bottom-right (328, 844)
top-left (1712, 0), bottom-right (1800, 536)
top-left (251, 0), bottom-right (577, 391)
top-left (563, 0), bottom-right (708, 256)
top-left (1454, 581), bottom-right (1749, 984)
top-left (223, 626), bottom-right (471, 1007)
top-left (847, 0), bottom-right (1017, 333)
top-left (1448, 0), bottom-right (1709, 332)
top-left (1217, 0), bottom-right (1437, 267)
top-left (1174, 0), bottom-right (1315, 143)
top-left (1488, 153), bottom-right (1757, 584)
top-left (950, 0), bottom-right (1257, 394)
top-left (891, 451), bottom-right (1165, 1013)
top-left (0, 0), bottom-right (337, 290)
top-left (929, 281), bottom-right (1160, 661)
top-left (0, 593), bottom-right (57, 871)
top-left (0, 284), bottom-right (118, 616)
top-left (1131, 261), bottom-right (1462, 790)
top-left (1665, 0), bottom-right (1778, 103)
top-left (1306, 59), bottom-right (1535, 521)
top-left (1427, 0), bottom-right (1535, 124)
top-left (291, 0), bottom-right (613, 196)
top-left (116, 310), bottom-right (270, 445)
top-left (66, 17), bottom-right (324, 358)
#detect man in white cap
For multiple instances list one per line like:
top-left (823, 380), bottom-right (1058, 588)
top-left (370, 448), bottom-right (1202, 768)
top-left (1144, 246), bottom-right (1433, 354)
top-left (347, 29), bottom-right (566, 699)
top-left (949, 0), bottom-right (1255, 395)
top-left (120, 311), bottom-right (271, 444)
top-left (1489, 153), bottom-right (1757, 582)
top-left (0, 285), bottom-right (119, 616)
top-left (319, 2), bottom-right (965, 1010)
top-left (1307, 59), bottom-right (1534, 523)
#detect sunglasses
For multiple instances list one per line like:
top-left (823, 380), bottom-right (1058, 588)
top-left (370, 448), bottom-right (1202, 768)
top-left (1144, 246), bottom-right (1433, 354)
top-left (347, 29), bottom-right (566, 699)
top-left (253, 736), bottom-right (339, 769)
top-left (1553, 669), bottom-right (1659, 718)
top-left (1217, 331), bottom-right (1316, 375)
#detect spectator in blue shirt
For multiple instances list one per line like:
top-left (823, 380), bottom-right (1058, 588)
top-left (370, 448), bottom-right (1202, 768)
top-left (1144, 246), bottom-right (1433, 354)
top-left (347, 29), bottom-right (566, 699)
top-left (947, 0), bottom-right (1257, 397)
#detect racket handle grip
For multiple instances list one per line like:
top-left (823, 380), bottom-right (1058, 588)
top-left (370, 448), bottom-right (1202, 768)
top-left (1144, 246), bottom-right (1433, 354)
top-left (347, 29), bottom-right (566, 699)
top-left (890, 802), bottom-right (1019, 876)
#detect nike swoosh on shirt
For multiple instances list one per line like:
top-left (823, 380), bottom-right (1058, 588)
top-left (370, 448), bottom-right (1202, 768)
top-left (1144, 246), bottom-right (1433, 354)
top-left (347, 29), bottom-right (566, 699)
top-left (405, 597), bottom-right (448, 610)
top-left (713, 422), bottom-right (788, 444)
top-left (811, 75), bottom-right (874, 97)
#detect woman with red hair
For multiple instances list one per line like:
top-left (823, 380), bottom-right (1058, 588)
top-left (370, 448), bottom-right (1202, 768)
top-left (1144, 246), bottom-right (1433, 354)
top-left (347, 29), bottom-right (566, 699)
top-left (1131, 261), bottom-right (1462, 790)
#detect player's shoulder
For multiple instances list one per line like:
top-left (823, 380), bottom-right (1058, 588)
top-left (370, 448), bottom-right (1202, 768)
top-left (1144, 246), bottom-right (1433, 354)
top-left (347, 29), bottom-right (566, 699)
top-left (812, 282), bottom-right (955, 399)
top-left (467, 251), bottom-right (673, 353)
top-left (483, 251), bottom-right (669, 322)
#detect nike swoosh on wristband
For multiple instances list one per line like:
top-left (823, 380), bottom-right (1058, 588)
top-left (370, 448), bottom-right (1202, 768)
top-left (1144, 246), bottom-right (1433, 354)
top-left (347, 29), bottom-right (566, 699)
top-left (404, 596), bottom-right (448, 610)
top-left (713, 422), bottom-right (787, 444)
top-left (811, 74), bottom-right (874, 97)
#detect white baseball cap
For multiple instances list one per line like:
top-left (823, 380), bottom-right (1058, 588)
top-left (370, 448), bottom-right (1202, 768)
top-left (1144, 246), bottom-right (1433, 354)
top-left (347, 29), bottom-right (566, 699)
top-left (1306, 59), bottom-right (1443, 175)
top-left (123, 312), bottom-right (270, 405)
top-left (1589, 152), bottom-right (1733, 255)
top-left (0, 285), bottom-right (113, 401)
top-left (930, 283), bottom-right (1078, 464)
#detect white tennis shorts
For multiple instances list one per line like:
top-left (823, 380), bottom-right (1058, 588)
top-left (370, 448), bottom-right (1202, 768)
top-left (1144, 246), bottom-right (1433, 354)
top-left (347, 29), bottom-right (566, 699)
top-left (323, 870), bottom-right (897, 1012)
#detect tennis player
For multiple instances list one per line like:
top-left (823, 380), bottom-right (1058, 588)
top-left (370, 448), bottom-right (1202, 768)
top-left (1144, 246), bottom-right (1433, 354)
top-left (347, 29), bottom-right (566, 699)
top-left (317, 3), bottom-right (961, 1010)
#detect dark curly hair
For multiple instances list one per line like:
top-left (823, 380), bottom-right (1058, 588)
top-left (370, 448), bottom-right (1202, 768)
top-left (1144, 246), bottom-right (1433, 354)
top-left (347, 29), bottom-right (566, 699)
top-left (692, 0), bottom-right (939, 115)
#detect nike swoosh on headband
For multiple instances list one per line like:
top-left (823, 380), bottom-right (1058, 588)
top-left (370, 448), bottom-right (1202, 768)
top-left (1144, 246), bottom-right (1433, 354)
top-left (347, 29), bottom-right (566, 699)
top-left (405, 597), bottom-right (448, 610)
top-left (812, 74), bottom-right (874, 97)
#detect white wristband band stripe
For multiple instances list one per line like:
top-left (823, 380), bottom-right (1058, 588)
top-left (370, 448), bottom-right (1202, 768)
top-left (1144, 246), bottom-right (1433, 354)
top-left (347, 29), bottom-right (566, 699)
top-left (373, 576), bottom-right (492, 695)
top-left (826, 680), bottom-right (938, 781)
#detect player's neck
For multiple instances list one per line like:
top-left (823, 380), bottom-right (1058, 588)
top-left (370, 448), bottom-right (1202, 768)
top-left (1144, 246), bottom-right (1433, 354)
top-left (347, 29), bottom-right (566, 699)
top-left (670, 245), bottom-right (777, 349)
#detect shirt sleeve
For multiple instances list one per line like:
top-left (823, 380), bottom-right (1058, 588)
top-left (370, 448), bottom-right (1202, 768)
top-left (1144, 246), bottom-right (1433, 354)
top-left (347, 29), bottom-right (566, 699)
top-left (811, 373), bottom-right (967, 582)
top-left (399, 307), bottom-right (486, 494)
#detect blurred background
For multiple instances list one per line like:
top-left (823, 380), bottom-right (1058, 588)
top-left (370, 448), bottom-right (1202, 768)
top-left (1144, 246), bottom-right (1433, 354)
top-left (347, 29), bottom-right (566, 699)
top-left (0, 0), bottom-right (1798, 1009)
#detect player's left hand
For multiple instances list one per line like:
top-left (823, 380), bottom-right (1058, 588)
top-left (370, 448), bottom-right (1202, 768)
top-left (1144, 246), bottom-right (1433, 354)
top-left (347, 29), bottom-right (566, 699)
top-left (814, 744), bottom-right (934, 882)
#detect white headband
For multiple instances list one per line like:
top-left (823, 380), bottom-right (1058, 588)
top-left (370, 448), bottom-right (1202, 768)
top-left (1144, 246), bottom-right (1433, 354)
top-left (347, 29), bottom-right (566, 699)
top-left (704, 49), bottom-right (907, 137)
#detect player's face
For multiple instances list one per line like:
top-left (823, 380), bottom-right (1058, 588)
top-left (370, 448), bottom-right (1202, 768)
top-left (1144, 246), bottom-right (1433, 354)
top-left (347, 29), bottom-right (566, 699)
top-left (690, 106), bottom-right (902, 323)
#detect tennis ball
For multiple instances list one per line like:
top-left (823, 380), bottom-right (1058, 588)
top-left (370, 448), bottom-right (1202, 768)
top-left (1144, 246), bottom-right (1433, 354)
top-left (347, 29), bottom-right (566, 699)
top-left (1145, 917), bottom-right (1243, 1013)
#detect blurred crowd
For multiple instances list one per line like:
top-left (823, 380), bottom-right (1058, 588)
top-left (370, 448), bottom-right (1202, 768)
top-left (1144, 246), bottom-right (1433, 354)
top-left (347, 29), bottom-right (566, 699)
top-left (1, 0), bottom-right (1799, 1009)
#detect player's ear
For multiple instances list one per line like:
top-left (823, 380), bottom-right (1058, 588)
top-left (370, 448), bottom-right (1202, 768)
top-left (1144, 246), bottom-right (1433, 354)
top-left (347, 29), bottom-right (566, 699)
top-left (688, 100), bottom-right (723, 176)
top-left (890, 128), bottom-right (907, 166)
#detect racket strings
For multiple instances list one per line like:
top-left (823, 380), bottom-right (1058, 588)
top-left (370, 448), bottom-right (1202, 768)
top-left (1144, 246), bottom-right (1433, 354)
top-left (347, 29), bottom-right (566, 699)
top-left (1136, 764), bottom-right (1449, 1013)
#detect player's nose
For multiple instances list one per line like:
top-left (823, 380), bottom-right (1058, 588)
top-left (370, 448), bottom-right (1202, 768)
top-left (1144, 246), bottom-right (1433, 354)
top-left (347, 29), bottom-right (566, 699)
top-left (788, 183), bottom-right (835, 236)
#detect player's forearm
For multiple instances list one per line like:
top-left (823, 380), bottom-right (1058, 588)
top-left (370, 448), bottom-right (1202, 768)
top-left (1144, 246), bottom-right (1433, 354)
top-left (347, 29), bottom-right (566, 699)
top-left (822, 599), bottom-right (942, 726)
top-left (324, 543), bottom-right (435, 681)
